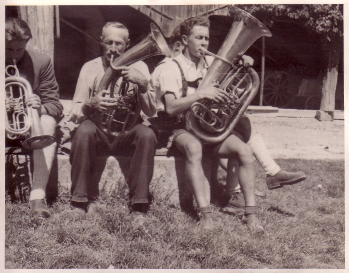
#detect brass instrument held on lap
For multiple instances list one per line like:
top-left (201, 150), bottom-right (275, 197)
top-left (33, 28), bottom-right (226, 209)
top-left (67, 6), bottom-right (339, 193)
top-left (185, 6), bottom-right (272, 144)
top-left (94, 23), bottom-right (171, 137)
top-left (5, 63), bottom-right (55, 150)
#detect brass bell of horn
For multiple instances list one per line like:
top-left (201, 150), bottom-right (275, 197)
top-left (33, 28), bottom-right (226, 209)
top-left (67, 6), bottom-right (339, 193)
top-left (5, 65), bottom-right (55, 150)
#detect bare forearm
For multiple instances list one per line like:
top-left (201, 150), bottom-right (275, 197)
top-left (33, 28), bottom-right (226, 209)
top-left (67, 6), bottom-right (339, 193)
top-left (139, 90), bottom-right (156, 117)
top-left (165, 92), bottom-right (201, 116)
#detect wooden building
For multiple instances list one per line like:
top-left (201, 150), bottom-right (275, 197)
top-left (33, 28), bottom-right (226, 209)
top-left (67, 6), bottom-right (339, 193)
top-left (5, 5), bottom-right (343, 110)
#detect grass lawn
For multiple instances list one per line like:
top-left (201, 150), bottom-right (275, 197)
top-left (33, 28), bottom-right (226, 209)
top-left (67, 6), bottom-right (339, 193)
top-left (5, 158), bottom-right (344, 269)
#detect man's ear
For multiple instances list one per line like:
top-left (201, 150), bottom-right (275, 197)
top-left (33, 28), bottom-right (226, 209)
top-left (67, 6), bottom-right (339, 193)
top-left (182, 35), bottom-right (188, 46)
top-left (126, 39), bottom-right (130, 49)
top-left (100, 36), bottom-right (104, 46)
top-left (174, 41), bottom-right (181, 51)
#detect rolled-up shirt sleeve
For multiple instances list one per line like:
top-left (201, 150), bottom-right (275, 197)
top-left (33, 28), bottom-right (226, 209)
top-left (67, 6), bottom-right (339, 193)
top-left (69, 60), bottom-right (101, 123)
top-left (158, 61), bottom-right (182, 100)
top-left (133, 61), bottom-right (157, 118)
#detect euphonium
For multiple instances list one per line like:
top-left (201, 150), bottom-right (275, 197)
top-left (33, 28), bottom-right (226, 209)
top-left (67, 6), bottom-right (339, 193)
top-left (5, 63), bottom-right (55, 150)
top-left (93, 23), bottom-right (171, 137)
top-left (185, 7), bottom-right (272, 144)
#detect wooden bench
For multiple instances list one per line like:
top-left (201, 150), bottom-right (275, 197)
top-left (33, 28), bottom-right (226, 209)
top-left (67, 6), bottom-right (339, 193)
top-left (7, 100), bottom-right (279, 207)
top-left (5, 146), bottom-right (216, 209)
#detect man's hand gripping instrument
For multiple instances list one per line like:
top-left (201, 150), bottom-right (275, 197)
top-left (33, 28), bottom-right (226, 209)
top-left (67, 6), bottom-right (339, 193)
top-left (185, 7), bottom-right (272, 144)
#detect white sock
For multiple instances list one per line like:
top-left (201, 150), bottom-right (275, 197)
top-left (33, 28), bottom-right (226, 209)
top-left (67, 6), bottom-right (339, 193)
top-left (29, 188), bottom-right (45, 201)
top-left (31, 142), bottom-right (57, 199)
top-left (233, 187), bottom-right (241, 193)
top-left (247, 134), bottom-right (281, 176)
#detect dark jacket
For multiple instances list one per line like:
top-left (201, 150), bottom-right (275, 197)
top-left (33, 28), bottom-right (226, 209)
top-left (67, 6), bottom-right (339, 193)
top-left (13, 50), bottom-right (63, 120)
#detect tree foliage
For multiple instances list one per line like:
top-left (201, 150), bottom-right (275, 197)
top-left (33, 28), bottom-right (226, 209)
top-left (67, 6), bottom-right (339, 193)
top-left (234, 4), bottom-right (343, 42)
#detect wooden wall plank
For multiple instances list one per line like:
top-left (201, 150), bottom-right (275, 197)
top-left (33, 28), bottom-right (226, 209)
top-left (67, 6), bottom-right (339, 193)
top-left (130, 5), bottom-right (230, 37)
top-left (19, 6), bottom-right (54, 62)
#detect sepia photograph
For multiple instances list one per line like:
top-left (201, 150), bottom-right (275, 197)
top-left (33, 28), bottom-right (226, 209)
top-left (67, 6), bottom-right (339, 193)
top-left (3, 2), bottom-right (345, 270)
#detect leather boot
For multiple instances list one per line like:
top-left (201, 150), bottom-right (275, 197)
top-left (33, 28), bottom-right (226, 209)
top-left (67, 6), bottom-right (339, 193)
top-left (267, 170), bottom-right (306, 190)
top-left (242, 206), bottom-right (264, 234)
top-left (199, 206), bottom-right (214, 231)
top-left (30, 199), bottom-right (50, 218)
top-left (226, 191), bottom-right (245, 212)
top-left (242, 214), bottom-right (264, 234)
top-left (64, 201), bottom-right (87, 220)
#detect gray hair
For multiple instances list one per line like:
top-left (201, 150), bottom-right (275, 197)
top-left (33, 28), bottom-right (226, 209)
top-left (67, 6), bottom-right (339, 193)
top-left (101, 21), bottom-right (129, 37)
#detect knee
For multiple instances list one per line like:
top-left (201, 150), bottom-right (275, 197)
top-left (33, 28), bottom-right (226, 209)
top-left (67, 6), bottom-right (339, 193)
top-left (235, 116), bottom-right (252, 142)
top-left (237, 144), bottom-right (254, 165)
top-left (136, 126), bottom-right (157, 144)
top-left (73, 121), bottom-right (95, 142)
top-left (184, 141), bottom-right (203, 162)
top-left (48, 141), bottom-right (57, 149)
top-left (40, 114), bottom-right (57, 135)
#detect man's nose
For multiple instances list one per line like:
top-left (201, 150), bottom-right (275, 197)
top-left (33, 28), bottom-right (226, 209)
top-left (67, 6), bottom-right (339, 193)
top-left (110, 43), bottom-right (118, 52)
top-left (10, 52), bottom-right (19, 61)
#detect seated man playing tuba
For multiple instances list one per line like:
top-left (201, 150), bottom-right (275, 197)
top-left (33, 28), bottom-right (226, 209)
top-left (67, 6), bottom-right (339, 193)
top-left (67, 22), bottom-right (157, 217)
top-left (151, 23), bottom-right (306, 212)
top-left (154, 16), bottom-right (264, 233)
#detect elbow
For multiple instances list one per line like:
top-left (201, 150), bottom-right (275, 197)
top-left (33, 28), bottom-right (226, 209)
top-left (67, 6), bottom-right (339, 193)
top-left (165, 107), bottom-right (177, 117)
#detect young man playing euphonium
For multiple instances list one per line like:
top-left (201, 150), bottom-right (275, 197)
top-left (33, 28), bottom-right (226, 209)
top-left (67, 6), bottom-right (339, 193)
top-left (5, 17), bottom-right (63, 218)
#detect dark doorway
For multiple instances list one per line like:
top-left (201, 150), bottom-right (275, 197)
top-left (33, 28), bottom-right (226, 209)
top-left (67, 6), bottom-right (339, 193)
top-left (54, 5), bottom-right (158, 99)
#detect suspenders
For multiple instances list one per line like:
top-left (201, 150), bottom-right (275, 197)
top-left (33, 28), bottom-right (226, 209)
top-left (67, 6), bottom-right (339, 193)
top-left (172, 58), bottom-right (206, 98)
top-left (172, 59), bottom-right (188, 97)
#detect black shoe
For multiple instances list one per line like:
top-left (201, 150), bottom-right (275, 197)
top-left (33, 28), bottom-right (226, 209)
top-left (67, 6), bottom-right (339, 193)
top-left (64, 201), bottom-right (88, 220)
top-left (30, 199), bottom-right (50, 219)
top-left (267, 170), bottom-right (306, 190)
top-left (130, 203), bottom-right (149, 225)
top-left (224, 191), bottom-right (245, 213)
top-left (242, 214), bottom-right (264, 234)
top-left (199, 206), bottom-right (214, 231)
top-left (131, 203), bottom-right (149, 215)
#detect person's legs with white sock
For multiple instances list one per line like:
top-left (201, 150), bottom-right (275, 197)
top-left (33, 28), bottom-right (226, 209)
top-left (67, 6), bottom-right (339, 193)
top-left (236, 116), bottom-right (306, 190)
top-left (29, 114), bottom-right (57, 218)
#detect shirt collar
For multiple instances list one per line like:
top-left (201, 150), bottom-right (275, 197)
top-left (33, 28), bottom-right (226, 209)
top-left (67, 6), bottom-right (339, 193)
top-left (175, 53), bottom-right (207, 71)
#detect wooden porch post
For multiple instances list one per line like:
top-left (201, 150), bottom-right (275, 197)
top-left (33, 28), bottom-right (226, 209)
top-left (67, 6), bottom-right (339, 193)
top-left (19, 6), bottom-right (55, 62)
top-left (259, 36), bottom-right (266, 106)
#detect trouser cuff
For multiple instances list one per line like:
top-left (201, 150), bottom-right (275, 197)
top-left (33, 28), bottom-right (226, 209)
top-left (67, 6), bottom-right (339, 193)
top-left (248, 134), bottom-right (281, 176)
top-left (71, 196), bottom-right (89, 203)
top-left (131, 198), bottom-right (149, 205)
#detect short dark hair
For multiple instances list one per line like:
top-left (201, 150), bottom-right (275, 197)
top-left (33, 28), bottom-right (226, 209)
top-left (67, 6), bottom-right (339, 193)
top-left (101, 21), bottom-right (129, 36)
top-left (169, 25), bottom-right (181, 48)
top-left (5, 17), bottom-right (32, 41)
top-left (180, 16), bottom-right (210, 37)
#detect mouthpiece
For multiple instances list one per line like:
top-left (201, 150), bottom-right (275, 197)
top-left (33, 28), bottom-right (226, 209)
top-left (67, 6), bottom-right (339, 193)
top-left (199, 48), bottom-right (208, 56)
top-left (200, 48), bottom-right (234, 67)
top-left (6, 63), bottom-right (19, 77)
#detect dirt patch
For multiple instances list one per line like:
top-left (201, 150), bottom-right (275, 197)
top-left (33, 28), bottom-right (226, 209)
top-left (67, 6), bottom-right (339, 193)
top-left (249, 115), bottom-right (344, 160)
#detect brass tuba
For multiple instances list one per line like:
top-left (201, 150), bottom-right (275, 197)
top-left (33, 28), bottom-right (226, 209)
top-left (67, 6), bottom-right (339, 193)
top-left (93, 23), bottom-right (171, 137)
top-left (5, 64), bottom-right (55, 150)
top-left (185, 7), bottom-right (272, 144)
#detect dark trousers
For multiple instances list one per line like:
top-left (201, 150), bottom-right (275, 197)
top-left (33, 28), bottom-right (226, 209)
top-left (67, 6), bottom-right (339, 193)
top-left (70, 119), bottom-right (157, 205)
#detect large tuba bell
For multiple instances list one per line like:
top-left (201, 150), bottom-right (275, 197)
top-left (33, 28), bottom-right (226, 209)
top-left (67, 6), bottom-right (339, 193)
top-left (5, 64), bottom-right (55, 150)
top-left (185, 7), bottom-right (272, 144)
top-left (92, 22), bottom-right (171, 136)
